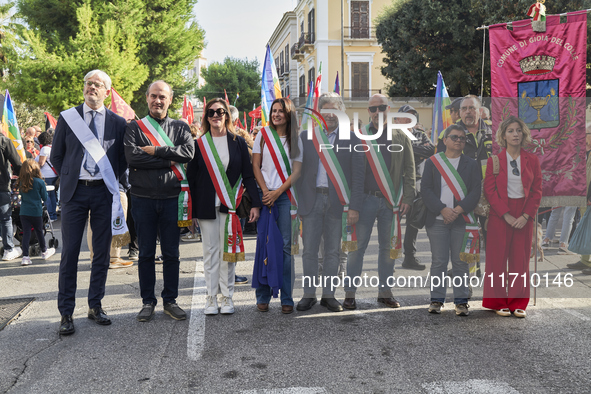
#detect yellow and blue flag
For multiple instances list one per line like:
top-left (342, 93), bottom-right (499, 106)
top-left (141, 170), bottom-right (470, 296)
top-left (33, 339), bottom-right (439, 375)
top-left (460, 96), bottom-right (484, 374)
top-left (431, 71), bottom-right (453, 143)
top-left (1, 90), bottom-right (26, 162)
top-left (261, 45), bottom-right (282, 126)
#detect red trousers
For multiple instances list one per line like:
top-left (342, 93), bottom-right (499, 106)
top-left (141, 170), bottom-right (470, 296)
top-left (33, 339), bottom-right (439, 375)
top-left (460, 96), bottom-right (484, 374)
top-left (482, 198), bottom-right (532, 311)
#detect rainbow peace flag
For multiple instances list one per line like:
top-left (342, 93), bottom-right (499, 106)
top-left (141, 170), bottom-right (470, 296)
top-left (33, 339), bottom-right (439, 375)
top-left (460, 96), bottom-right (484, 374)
top-left (431, 71), bottom-right (453, 143)
top-left (260, 45), bottom-right (282, 126)
top-left (1, 90), bottom-right (26, 162)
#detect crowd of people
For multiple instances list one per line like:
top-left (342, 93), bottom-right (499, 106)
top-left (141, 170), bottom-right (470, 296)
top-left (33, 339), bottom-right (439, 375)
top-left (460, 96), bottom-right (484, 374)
top-left (1, 69), bottom-right (589, 336)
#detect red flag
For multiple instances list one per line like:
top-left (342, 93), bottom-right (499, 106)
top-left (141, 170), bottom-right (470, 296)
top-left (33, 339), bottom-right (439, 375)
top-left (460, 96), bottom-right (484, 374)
top-left (110, 88), bottom-right (136, 121)
top-left (237, 118), bottom-right (244, 129)
top-left (182, 96), bottom-right (194, 124)
top-left (243, 112), bottom-right (247, 131)
top-left (187, 101), bottom-right (194, 124)
top-left (44, 112), bottom-right (57, 129)
top-left (224, 89), bottom-right (229, 105)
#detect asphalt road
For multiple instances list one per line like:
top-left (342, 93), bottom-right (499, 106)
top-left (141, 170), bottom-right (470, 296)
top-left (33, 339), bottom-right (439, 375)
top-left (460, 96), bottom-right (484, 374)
top-left (1, 217), bottom-right (590, 394)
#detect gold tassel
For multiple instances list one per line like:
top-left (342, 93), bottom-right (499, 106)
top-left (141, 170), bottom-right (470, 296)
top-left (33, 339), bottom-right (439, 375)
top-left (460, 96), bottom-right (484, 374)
top-left (178, 220), bottom-right (192, 228)
top-left (291, 245), bottom-right (299, 255)
top-left (390, 248), bottom-right (402, 260)
top-left (342, 241), bottom-right (358, 253)
top-left (223, 252), bottom-right (245, 263)
top-left (111, 232), bottom-right (130, 248)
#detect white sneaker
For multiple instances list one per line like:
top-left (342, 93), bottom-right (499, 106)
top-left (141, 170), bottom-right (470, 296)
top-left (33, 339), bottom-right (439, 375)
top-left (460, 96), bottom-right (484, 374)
top-left (3, 246), bottom-right (22, 261)
top-left (204, 295), bottom-right (219, 315)
top-left (181, 233), bottom-right (201, 242)
top-left (21, 256), bottom-right (32, 266)
top-left (41, 248), bottom-right (56, 260)
top-left (220, 296), bottom-right (235, 315)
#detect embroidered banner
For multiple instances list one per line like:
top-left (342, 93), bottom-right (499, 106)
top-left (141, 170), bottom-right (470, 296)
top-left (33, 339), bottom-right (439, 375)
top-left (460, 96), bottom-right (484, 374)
top-left (489, 12), bottom-right (587, 203)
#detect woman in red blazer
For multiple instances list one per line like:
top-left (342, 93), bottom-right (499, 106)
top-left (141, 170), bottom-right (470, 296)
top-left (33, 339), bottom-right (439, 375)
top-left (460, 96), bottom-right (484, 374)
top-left (482, 116), bottom-right (542, 318)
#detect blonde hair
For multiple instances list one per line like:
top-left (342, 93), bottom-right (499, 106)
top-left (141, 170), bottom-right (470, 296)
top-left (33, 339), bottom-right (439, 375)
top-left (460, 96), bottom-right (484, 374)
top-left (18, 159), bottom-right (43, 193)
top-left (496, 116), bottom-right (532, 148)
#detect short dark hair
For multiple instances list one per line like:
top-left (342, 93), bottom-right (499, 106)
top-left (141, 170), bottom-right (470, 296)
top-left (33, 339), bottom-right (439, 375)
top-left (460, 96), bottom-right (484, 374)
top-left (443, 124), bottom-right (465, 139)
top-left (38, 131), bottom-right (53, 146)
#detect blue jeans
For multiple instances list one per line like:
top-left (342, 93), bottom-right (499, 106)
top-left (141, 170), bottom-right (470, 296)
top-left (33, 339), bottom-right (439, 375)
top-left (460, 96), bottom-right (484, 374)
top-left (426, 219), bottom-right (469, 304)
top-left (545, 206), bottom-right (578, 244)
top-left (0, 191), bottom-right (15, 251)
top-left (345, 194), bottom-right (395, 298)
top-left (301, 193), bottom-right (342, 297)
top-left (131, 196), bottom-right (180, 305)
top-left (45, 177), bottom-right (58, 221)
top-left (255, 191), bottom-right (295, 306)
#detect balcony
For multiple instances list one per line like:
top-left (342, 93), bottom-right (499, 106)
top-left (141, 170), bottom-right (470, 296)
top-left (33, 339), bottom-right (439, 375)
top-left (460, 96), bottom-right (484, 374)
top-left (298, 32), bottom-right (315, 53)
top-left (343, 26), bottom-right (377, 41)
top-left (291, 43), bottom-right (304, 61)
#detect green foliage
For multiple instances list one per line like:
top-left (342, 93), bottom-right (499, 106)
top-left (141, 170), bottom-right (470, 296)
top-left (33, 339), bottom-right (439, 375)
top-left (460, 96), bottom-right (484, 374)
top-left (376, 0), bottom-right (591, 97)
top-left (7, 0), bottom-right (204, 115)
top-left (13, 101), bottom-right (47, 132)
top-left (194, 57), bottom-right (261, 120)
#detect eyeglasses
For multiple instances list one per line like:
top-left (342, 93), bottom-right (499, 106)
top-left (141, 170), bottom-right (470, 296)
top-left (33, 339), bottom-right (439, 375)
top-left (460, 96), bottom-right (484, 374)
top-left (510, 159), bottom-right (520, 176)
top-left (368, 105), bottom-right (388, 113)
top-left (207, 108), bottom-right (227, 118)
top-left (460, 106), bottom-right (477, 112)
top-left (26, 141), bottom-right (34, 143)
top-left (448, 135), bottom-right (467, 142)
top-left (85, 80), bottom-right (106, 89)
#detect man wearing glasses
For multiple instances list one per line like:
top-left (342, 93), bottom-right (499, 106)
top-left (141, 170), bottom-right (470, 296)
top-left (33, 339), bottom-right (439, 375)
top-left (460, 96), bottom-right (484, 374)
top-left (124, 81), bottom-right (194, 322)
top-left (51, 70), bottom-right (128, 335)
top-left (343, 94), bottom-right (416, 310)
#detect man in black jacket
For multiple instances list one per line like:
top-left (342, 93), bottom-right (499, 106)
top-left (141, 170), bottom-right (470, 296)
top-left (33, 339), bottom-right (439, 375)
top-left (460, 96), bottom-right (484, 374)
top-left (124, 80), bottom-right (194, 322)
top-left (0, 133), bottom-right (23, 261)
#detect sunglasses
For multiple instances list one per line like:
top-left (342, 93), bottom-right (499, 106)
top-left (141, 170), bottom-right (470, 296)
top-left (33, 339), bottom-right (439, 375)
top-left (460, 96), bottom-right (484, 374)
top-left (368, 105), bottom-right (388, 113)
top-left (207, 108), bottom-right (227, 118)
top-left (448, 135), bottom-right (467, 142)
top-left (510, 159), bottom-right (520, 176)
top-left (26, 141), bottom-right (34, 143)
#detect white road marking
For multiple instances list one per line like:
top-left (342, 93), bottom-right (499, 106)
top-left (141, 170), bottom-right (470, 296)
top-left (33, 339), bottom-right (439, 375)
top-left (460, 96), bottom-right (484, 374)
top-left (422, 379), bottom-right (519, 393)
top-left (241, 388), bottom-right (326, 394)
top-left (187, 259), bottom-right (206, 361)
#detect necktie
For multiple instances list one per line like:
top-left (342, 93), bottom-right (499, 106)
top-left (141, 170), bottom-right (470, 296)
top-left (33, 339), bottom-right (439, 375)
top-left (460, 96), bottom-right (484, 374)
top-left (84, 110), bottom-right (100, 176)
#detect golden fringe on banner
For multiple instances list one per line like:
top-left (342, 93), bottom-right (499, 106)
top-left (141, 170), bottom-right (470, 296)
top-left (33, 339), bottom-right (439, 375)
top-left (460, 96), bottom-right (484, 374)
top-left (178, 220), bottom-right (192, 228)
top-left (390, 249), bottom-right (402, 260)
top-left (342, 241), bottom-right (358, 253)
top-left (223, 252), bottom-right (245, 263)
top-left (460, 252), bottom-right (480, 264)
top-left (112, 232), bottom-right (131, 249)
top-left (291, 245), bottom-right (299, 255)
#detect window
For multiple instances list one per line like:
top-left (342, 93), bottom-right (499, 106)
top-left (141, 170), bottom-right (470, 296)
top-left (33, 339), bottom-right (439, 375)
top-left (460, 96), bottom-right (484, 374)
top-left (351, 1), bottom-right (369, 39)
top-left (299, 74), bottom-right (306, 97)
top-left (280, 52), bottom-right (284, 74)
top-left (308, 67), bottom-right (316, 89)
top-left (351, 62), bottom-right (369, 98)
top-left (307, 9), bottom-right (315, 42)
top-left (285, 44), bottom-right (289, 70)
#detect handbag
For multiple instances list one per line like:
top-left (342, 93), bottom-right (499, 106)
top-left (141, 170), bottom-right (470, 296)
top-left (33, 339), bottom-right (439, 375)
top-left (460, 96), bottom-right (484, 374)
top-left (473, 155), bottom-right (500, 217)
top-left (408, 193), bottom-right (427, 230)
top-left (567, 208), bottom-right (591, 255)
top-left (236, 189), bottom-right (252, 219)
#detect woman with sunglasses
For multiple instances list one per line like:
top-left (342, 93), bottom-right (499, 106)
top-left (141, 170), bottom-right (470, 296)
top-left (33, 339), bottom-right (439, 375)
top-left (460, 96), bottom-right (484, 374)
top-left (187, 99), bottom-right (261, 315)
top-left (482, 116), bottom-right (542, 318)
top-left (421, 125), bottom-right (481, 316)
top-left (25, 138), bottom-right (39, 159)
top-left (252, 98), bottom-right (302, 314)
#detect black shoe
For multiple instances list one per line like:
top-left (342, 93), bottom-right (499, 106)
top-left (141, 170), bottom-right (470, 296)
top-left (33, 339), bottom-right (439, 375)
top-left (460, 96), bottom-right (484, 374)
top-left (87, 307), bottom-right (112, 325)
top-left (320, 297), bottom-right (343, 312)
top-left (343, 297), bottom-right (357, 310)
top-left (235, 275), bottom-right (248, 285)
top-left (59, 315), bottom-right (75, 335)
top-left (377, 297), bottom-right (401, 308)
top-left (296, 297), bottom-right (317, 311)
top-left (567, 261), bottom-right (589, 270)
top-left (402, 256), bottom-right (426, 271)
top-left (136, 303), bottom-right (155, 322)
top-left (128, 249), bottom-right (139, 261)
top-left (164, 302), bottom-right (186, 320)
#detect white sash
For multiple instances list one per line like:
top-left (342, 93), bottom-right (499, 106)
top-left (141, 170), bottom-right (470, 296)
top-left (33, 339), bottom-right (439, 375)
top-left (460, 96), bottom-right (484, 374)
top-left (61, 107), bottom-right (128, 235)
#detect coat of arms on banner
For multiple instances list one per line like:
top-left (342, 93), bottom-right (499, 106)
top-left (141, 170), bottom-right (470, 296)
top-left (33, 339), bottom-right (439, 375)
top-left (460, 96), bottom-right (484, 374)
top-left (518, 79), bottom-right (559, 130)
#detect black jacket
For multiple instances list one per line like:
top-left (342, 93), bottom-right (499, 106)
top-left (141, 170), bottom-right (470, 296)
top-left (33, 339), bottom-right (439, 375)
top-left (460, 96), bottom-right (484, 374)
top-left (124, 115), bottom-right (195, 199)
top-left (187, 133), bottom-right (261, 220)
top-left (421, 154), bottom-right (482, 228)
top-left (0, 134), bottom-right (22, 192)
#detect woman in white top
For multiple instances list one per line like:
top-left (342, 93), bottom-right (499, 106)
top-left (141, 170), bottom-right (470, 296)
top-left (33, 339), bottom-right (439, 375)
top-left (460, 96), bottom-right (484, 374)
top-left (187, 98), bottom-right (261, 315)
top-left (36, 132), bottom-right (58, 221)
top-left (252, 97), bottom-right (303, 314)
top-left (482, 116), bottom-right (542, 318)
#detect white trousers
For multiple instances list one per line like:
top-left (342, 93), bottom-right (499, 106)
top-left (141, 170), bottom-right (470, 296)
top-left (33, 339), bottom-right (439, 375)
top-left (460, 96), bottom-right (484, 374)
top-left (199, 208), bottom-right (235, 298)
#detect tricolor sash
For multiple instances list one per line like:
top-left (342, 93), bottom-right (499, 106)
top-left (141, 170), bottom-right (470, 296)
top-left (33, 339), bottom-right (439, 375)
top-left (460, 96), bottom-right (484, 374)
top-left (61, 108), bottom-right (129, 241)
top-left (197, 133), bottom-right (245, 262)
top-left (136, 116), bottom-right (192, 227)
top-left (431, 152), bottom-right (480, 272)
top-left (260, 126), bottom-right (300, 254)
top-left (359, 124), bottom-right (404, 259)
top-left (306, 111), bottom-right (357, 252)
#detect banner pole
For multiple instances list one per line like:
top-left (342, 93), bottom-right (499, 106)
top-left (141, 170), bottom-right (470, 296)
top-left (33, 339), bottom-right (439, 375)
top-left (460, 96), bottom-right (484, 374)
top-left (534, 214), bottom-right (538, 306)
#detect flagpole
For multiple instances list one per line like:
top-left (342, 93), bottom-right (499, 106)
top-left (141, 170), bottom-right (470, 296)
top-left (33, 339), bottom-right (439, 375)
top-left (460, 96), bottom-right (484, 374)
top-left (341, 0), bottom-right (345, 98)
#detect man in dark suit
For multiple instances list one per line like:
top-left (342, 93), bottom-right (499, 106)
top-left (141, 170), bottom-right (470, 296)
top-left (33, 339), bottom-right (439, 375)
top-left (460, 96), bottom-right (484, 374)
top-left (51, 70), bottom-right (127, 335)
top-left (295, 93), bottom-right (365, 312)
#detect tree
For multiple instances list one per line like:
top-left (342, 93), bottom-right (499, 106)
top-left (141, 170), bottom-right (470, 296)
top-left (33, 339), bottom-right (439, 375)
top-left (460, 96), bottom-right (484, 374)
top-left (376, 0), bottom-right (591, 98)
top-left (194, 57), bottom-right (261, 120)
top-left (8, 0), bottom-right (205, 114)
